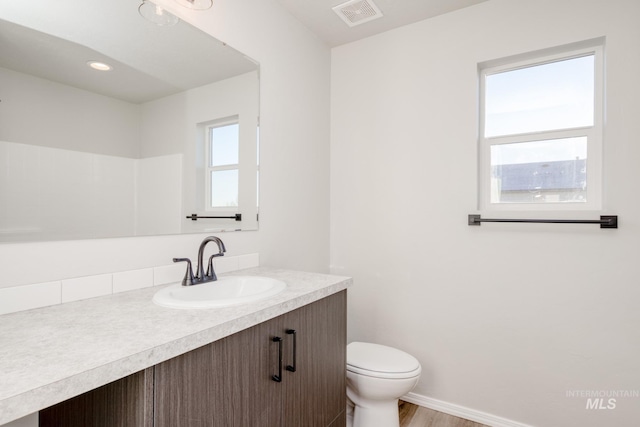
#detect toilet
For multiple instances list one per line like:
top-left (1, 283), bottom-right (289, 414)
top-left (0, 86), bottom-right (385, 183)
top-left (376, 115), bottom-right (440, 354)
top-left (346, 342), bottom-right (422, 427)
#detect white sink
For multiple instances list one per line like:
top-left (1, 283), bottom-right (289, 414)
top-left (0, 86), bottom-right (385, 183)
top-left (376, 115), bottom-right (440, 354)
top-left (153, 276), bottom-right (287, 309)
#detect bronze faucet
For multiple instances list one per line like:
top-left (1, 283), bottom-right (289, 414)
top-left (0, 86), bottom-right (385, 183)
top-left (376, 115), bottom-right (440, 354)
top-left (173, 236), bottom-right (226, 286)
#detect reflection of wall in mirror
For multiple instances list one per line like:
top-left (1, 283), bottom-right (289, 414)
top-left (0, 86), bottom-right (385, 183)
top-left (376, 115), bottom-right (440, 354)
top-left (0, 141), bottom-right (136, 242)
top-left (0, 66), bottom-right (258, 240)
top-left (140, 71), bottom-right (259, 233)
top-left (0, 66), bottom-right (140, 157)
top-left (0, 140), bottom-right (183, 242)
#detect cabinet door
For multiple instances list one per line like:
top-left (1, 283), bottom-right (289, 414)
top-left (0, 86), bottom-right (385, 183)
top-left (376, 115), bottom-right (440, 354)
top-left (154, 316), bottom-right (284, 427)
top-left (281, 291), bottom-right (347, 427)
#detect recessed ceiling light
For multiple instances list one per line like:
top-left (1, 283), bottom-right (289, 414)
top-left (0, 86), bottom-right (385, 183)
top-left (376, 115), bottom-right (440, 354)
top-left (87, 61), bottom-right (113, 71)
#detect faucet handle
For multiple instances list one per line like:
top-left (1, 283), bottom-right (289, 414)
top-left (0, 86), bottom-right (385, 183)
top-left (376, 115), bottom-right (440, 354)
top-left (173, 258), bottom-right (196, 286)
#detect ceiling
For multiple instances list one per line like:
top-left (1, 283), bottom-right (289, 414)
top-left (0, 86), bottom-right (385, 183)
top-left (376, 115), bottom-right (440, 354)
top-left (0, 0), bottom-right (487, 103)
top-left (275, 0), bottom-right (488, 47)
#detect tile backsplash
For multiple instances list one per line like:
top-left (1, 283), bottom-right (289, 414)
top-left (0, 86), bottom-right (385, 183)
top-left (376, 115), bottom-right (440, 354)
top-left (61, 274), bottom-right (112, 303)
top-left (0, 253), bottom-right (259, 316)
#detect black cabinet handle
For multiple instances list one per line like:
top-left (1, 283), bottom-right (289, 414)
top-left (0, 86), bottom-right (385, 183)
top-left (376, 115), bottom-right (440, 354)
top-left (286, 329), bottom-right (297, 373)
top-left (272, 336), bottom-right (283, 382)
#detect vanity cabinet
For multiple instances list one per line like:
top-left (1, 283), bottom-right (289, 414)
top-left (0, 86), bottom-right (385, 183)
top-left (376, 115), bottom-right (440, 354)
top-left (39, 369), bottom-right (154, 427)
top-left (39, 291), bottom-right (346, 427)
top-left (154, 290), bottom-right (346, 427)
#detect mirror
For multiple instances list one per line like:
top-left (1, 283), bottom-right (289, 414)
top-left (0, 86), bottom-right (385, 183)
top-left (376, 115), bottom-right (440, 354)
top-left (0, 0), bottom-right (260, 243)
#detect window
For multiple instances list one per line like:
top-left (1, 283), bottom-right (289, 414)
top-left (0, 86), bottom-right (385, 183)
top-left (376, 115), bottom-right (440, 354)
top-left (206, 121), bottom-right (239, 209)
top-left (478, 39), bottom-right (604, 211)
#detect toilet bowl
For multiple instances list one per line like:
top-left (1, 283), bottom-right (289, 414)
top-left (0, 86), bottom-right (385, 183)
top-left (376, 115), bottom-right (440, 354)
top-left (346, 342), bottom-right (421, 427)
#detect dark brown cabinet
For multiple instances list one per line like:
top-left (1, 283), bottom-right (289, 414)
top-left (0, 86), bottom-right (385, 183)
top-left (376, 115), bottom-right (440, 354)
top-left (279, 293), bottom-right (346, 427)
top-left (39, 368), bottom-right (154, 427)
top-left (153, 312), bottom-right (283, 426)
top-left (39, 291), bottom-right (346, 427)
top-left (154, 290), bottom-right (346, 427)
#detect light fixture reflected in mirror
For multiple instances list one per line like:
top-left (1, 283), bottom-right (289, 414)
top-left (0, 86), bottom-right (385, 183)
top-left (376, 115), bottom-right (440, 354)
top-left (139, 0), bottom-right (179, 26)
top-left (174, 0), bottom-right (213, 10)
top-left (87, 61), bottom-right (113, 71)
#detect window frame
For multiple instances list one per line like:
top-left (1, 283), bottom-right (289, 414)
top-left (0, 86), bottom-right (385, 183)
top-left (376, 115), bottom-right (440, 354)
top-left (478, 39), bottom-right (605, 212)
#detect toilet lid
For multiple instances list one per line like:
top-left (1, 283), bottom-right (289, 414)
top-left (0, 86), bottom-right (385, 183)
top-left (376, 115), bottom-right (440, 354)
top-left (346, 342), bottom-right (421, 378)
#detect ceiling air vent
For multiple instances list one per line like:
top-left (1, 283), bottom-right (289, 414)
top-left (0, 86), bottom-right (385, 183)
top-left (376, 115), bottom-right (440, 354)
top-left (332, 0), bottom-right (384, 27)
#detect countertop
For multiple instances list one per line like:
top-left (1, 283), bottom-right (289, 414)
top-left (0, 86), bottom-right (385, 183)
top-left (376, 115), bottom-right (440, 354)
top-left (0, 267), bottom-right (351, 425)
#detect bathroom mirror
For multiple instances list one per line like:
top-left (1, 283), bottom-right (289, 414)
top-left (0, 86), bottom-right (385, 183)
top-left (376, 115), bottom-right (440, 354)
top-left (0, 0), bottom-right (260, 243)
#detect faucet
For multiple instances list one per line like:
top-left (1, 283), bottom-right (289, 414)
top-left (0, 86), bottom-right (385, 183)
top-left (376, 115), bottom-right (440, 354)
top-left (196, 236), bottom-right (226, 282)
top-left (173, 236), bottom-right (226, 286)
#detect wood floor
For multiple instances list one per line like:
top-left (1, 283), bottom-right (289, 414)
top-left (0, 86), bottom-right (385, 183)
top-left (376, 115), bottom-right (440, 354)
top-left (399, 401), bottom-right (488, 427)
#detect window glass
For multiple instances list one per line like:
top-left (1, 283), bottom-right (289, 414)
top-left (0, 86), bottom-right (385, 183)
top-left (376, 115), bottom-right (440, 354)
top-left (209, 123), bottom-right (239, 167)
top-left (210, 169), bottom-right (238, 207)
top-left (485, 55), bottom-right (594, 137)
top-left (490, 137), bottom-right (587, 203)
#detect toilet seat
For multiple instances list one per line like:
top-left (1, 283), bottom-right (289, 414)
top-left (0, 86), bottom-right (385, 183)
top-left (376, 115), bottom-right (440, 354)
top-left (347, 342), bottom-right (421, 379)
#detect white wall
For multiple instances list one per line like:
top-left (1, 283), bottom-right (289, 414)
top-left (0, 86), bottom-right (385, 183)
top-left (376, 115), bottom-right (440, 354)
top-left (0, 67), bottom-right (141, 158)
top-left (331, 0), bottom-right (640, 426)
top-left (0, 141), bottom-right (137, 242)
top-left (135, 154), bottom-right (183, 236)
top-left (0, 0), bottom-right (330, 287)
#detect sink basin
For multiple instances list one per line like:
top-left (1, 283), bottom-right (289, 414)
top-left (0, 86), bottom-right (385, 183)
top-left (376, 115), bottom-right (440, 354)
top-left (153, 276), bottom-right (287, 309)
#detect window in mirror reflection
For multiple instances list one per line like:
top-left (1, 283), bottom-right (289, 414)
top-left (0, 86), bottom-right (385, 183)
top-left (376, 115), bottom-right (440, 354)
top-left (207, 122), bottom-right (239, 208)
top-left (210, 169), bottom-right (239, 207)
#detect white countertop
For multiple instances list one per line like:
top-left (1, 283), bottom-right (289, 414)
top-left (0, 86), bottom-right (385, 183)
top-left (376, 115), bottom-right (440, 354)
top-left (0, 267), bottom-right (351, 425)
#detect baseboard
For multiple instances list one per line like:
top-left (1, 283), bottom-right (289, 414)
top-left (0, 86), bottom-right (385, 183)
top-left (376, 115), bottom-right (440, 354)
top-left (401, 392), bottom-right (534, 427)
